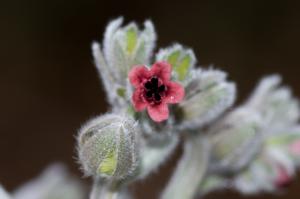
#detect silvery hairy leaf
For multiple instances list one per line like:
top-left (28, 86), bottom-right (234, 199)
top-left (208, 107), bottom-right (265, 174)
top-left (245, 75), bottom-right (299, 132)
top-left (13, 163), bottom-right (85, 199)
top-left (93, 18), bottom-right (156, 108)
top-left (178, 68), bottom-right (236, 130)
top-left (233, 126), bottom-right (300, 194)
top-left (0, 186), bottom-right (11, 199)
top-left (103, 17), bottom-right (156, 83)
top-left (202, 75), bottom-right (300, 195)
top-left (156, 44), bottom-right (196, 83)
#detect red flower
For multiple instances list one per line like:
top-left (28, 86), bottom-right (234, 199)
top-left (274, 165), bottom-right (291, 188)
top-left (129, 61), bottom-right (185, 122)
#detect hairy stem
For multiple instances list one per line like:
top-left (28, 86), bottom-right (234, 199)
top-left (161, 135), bottom-right (210, 199)
top-left (139, 136), bottom-right (179, 178)
top-left (90, 178), bottom-right (119, 199)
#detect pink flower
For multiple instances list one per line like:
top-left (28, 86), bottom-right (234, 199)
top-left (274, 165), bottom-right (291, 188)
top-left (289, 140), bottom-right (300, 155)
top-left (129, 61), bottom-right (185, 122)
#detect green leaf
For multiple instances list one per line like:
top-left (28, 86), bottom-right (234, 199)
top-left (176, 54), bottom-right (192, 80)
top-left (126, 27), bottom-right (138, 54)
top-left (166, 50), bottom-right (180, 67)
top-left (266, 132), bottom-right (300, 146)
top-left (156, 45), bottom-right (196, 81)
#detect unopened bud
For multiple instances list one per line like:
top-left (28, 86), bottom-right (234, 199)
top-left (102, 18), bottom-right (156, 83)
top-left (77, 114), bottom-right (140, 182)
top-left (178, 69), bottom-right (236, 130)
top-left (208, 108), bottom-right (264, 173)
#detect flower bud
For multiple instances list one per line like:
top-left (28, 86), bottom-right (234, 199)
top-left (245, 75), bottom-right (299, 130)
top-left (92, 18), bottom-right (156, 108)
top-left (77, 114), bottom-right (140, 182)
top-left (101, 17), bottom-right (156, 84)
top-left (208, 107), bottom-right (264, 173)
top-left (200, 75), bottom-right (300, 196)
top-left (232, 146), bottom-right (296, 194)
top-left (178, 69), bottom-right (236, 130)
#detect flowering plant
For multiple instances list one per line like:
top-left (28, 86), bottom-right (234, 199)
top-left (1, 17), bottom-right (300, 199)
top-left (129, 61), bottom-right (185, 122)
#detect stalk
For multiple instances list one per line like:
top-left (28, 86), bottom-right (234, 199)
top-left (90, 178), bottom-right (119, 199)
top-left (161, 135), bottom-right (210, 199)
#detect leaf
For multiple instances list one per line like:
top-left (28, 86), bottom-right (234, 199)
top-left (179, 69), bottom-right (236, 130)
top-left (156, 44), bottom-right (196, 81)
top-left (126, 26), bottom-right (138, 54)
top-left (0, 186), bottom-right (11, 199)
top-left (166, 50), bottom-right (180, 66)
top-left (266, 130), bottom-right (300, 147)
top-left (131, 20), bottom-right (156, 66)
top-left (176, 54), bottom-right (192, 80)
top-left (102, 19), bottom-right (156, 83)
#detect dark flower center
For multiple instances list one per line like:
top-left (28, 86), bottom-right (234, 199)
top-left (144, 77), bottom-right (166, 103)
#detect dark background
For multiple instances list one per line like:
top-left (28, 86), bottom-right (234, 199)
top-left (1, 0), bottom-right (300, 198)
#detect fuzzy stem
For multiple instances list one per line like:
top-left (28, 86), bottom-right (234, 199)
top-left (139, 136), bottom-right (179, 178)
top-left (90, 178), bottom-right (119, 199)
top-left (161, 135), bottom-right (210, 199)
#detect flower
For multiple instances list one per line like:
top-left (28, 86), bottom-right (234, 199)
top-left (289, 139), bottom-right (300, 155)
top-left (129, 61), bottom-right (185, 122)
top-left (274, 165), bottom-right (292, 188)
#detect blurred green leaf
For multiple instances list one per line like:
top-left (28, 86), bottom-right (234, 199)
top-left (126, 27), bottom-right (138, 54)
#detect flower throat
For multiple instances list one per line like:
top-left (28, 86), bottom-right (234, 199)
top-left (144, 77), bottom-right (166, 103)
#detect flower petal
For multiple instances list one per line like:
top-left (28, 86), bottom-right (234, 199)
top-left (151, 61), bottom-right (171, 81)
top-left (128, 65), bottom-right (151, 87)
top-left (165, 82), bottom-right (185, 104)
top-left (289, 140), bottom-right (300, 155)
top-left (132, 88), bottom-right (147, 111)
top-left (274, 166), bottom-right (291, 187)
top-left (147, 103), bottom-right (169, 122)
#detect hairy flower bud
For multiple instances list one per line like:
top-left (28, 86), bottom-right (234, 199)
top-left (201, 75), bottom-right (300, 196)
top-left (92, 18), bottom-right (156, 109)
top-left (208, 107), bottom-right (264, 173)
top-left (103, 18), bottom-right (156, 80)
top-left (77, 114), bottom-right (140, 182)
top-left (245, 75), bottom-right (299, 131)
top-left (178, 69), bottom-right (236, 130)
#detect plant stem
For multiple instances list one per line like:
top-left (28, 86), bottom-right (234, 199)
top-left (140, 135), bottom-right (179, 178)
top-left (90, 178), bottom-right (119, 199)
top-left (161, 135), bottom-right (210, 199)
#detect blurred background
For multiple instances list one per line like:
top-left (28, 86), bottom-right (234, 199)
top-left (1, 0), bottom-right (300, 198)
